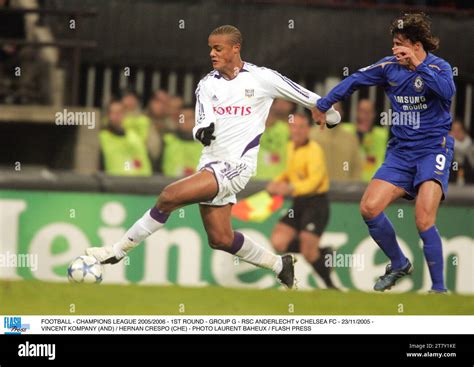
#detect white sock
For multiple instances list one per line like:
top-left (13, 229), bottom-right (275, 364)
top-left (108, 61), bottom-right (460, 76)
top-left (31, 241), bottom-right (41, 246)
top-left (113, 209), bottom-right (166, 258)
top-left (235, 234), bottom-right (283, 274)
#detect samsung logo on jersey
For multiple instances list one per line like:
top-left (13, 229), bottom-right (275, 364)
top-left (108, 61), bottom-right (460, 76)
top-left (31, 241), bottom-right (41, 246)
top-left (213, 106), bottom-right (252, 116)
top-left (394, 95), bottom-right (426, 104)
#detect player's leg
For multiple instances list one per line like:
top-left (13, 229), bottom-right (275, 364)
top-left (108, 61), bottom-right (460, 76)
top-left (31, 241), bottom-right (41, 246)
top-left (200, 204), bottom-right (297, 288)
top-left (86, 169), bottom-right (218, 263)
top-left (360, 179), bottom-right (409, 270)
top-left (361, 178), bottom-right (415, 291)
top-left (413, 138), bottom-right (454, 293)
top-left (415, 180), bottom-right (446, 292)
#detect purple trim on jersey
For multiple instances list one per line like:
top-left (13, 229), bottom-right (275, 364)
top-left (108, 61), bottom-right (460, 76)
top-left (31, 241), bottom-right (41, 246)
top-left (150, 206), bottom-right (169, 224)
top-left (270, 70), bottom-right (309, 98)
top-left (227, 231), bottom-right (244, 254)
top-left (202, 160), bottom-right (219, 168)
top-left (226, 163), bottom-right (246, 180)
top-left (240, 133), bottom-right (263, 158)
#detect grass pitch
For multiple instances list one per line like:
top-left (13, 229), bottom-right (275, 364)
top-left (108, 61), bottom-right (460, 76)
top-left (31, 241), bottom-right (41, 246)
top-left (1, 280), bottom-right (473, 315)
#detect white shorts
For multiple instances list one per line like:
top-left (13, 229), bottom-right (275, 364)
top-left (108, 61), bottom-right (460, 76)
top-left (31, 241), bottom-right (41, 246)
top-left (198, 160), bottom-right (253, 206)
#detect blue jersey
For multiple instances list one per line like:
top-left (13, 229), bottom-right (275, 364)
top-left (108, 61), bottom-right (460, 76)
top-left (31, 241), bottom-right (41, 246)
top-left (317, 53), bottom-right (455, 150)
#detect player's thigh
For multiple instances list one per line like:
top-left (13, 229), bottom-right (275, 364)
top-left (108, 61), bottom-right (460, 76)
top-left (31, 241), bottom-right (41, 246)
top-left (415, 180), bottom-right (443, 232)
top-left (360, 179), bottom-right (406, 219)
top-left (158, 169), bottom-right (219, 211)
top-left (271, 222), bottom-right (297, 253)
top-left (199, 204), bottom-right (234, 247)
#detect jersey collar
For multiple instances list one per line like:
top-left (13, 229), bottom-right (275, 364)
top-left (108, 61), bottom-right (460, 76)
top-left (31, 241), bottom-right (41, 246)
top-left (214, 62), bottom-right (249, 80)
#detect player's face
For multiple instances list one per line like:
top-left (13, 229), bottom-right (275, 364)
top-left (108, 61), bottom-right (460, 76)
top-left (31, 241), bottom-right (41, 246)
top-left (392, 34), bottom-right (416, 66)
top-left (208, 35), bottom-right (240, 71)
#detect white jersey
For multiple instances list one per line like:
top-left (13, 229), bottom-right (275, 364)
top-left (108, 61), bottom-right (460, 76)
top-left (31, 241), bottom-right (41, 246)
top-left (193, 62), bottom-right (340, 175)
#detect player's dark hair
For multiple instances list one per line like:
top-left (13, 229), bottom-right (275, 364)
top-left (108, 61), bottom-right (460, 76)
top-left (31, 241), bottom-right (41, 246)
top-left (390, 13), bottom-right (439, 52)
top-left (210, 25), bottom-right (243, 46)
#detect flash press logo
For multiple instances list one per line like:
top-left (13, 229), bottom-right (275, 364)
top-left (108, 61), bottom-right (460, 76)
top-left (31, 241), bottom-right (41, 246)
top-left (4, 316), bottom-right (30, 334)
top-left (55, 108), bottom-right (96, 129)
top-left (18, 341), bottom-right (56, 361)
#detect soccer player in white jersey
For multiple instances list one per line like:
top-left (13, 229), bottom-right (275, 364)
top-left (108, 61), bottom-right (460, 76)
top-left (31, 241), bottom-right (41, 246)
top-left (86, 25), bottom-right (340, 289)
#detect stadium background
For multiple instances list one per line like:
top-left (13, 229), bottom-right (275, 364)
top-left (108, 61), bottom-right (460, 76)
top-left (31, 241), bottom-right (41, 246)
top-left (0, 0), bottom-right (473, 314)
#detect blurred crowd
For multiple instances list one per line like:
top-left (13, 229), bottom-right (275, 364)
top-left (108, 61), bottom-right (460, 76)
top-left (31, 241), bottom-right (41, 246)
top-left (0, 0), bottom-right (56, 105)
top-left (100, 91), bottom-right (474, 185)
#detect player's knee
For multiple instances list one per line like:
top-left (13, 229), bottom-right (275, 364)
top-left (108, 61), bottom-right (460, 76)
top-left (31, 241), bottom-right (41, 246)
top-left (415, 213), bottom-right (434, 232)
top-left (360, 199), bottom-right (381, 220)
top-left (157, 186), bottom-right (178, 212)
top-left (207, 231), bottom-right (234, 251)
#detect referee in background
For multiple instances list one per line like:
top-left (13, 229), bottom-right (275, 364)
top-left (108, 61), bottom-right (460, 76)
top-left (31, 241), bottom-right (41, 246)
top-left (266, 112), bottom-right (337, 289)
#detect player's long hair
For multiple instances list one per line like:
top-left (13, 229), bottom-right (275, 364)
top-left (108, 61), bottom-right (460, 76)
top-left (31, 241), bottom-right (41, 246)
top-left (210, 25), bottom-right (243, 46)
top-left (390, 13), bottom-right (439, 52)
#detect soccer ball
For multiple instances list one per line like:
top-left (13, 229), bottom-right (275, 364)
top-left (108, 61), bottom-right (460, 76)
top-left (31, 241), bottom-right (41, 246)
top-left (67, 256), bottom-right (103, 284)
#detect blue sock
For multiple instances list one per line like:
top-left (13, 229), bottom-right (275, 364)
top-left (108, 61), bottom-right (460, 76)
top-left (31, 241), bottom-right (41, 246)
top-left (419, 225), bottom-right (446, 292)
top-left (364, 212), bottom-right (407, 270)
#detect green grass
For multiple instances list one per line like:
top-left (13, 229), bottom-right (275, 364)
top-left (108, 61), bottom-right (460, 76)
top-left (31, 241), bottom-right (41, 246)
top-left (1, 280), bottom-right (473, 315)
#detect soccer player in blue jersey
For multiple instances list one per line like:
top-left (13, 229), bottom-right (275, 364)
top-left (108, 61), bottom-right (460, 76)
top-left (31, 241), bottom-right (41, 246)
top-left (312, 13), bottom-right (455, 293)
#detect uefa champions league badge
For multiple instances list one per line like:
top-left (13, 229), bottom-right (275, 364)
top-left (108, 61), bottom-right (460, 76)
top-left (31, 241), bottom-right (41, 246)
top-left (414, 76), bottom-right (424, 92)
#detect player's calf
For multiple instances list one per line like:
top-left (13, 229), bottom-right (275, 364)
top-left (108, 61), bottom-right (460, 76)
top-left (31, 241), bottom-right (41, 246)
top-left (86, 207), bottom-right (169, 264)
top-left (215, 231), bottom-right (297, 289)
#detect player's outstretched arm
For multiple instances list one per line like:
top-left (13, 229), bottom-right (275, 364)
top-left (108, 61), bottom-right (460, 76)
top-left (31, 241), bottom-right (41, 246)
top-left (314, 58), bottom-right (390, 127)
top-left (256, 67), bottom-right (340, 127)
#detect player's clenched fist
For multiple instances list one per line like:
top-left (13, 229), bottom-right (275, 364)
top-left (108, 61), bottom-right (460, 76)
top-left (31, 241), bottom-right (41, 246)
top-left (195, 123), bottom-right (216, 146)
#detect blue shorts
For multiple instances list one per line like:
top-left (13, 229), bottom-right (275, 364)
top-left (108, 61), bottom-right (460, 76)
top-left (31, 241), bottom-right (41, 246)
top-left (373, 135), bottom-right (454, 200)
